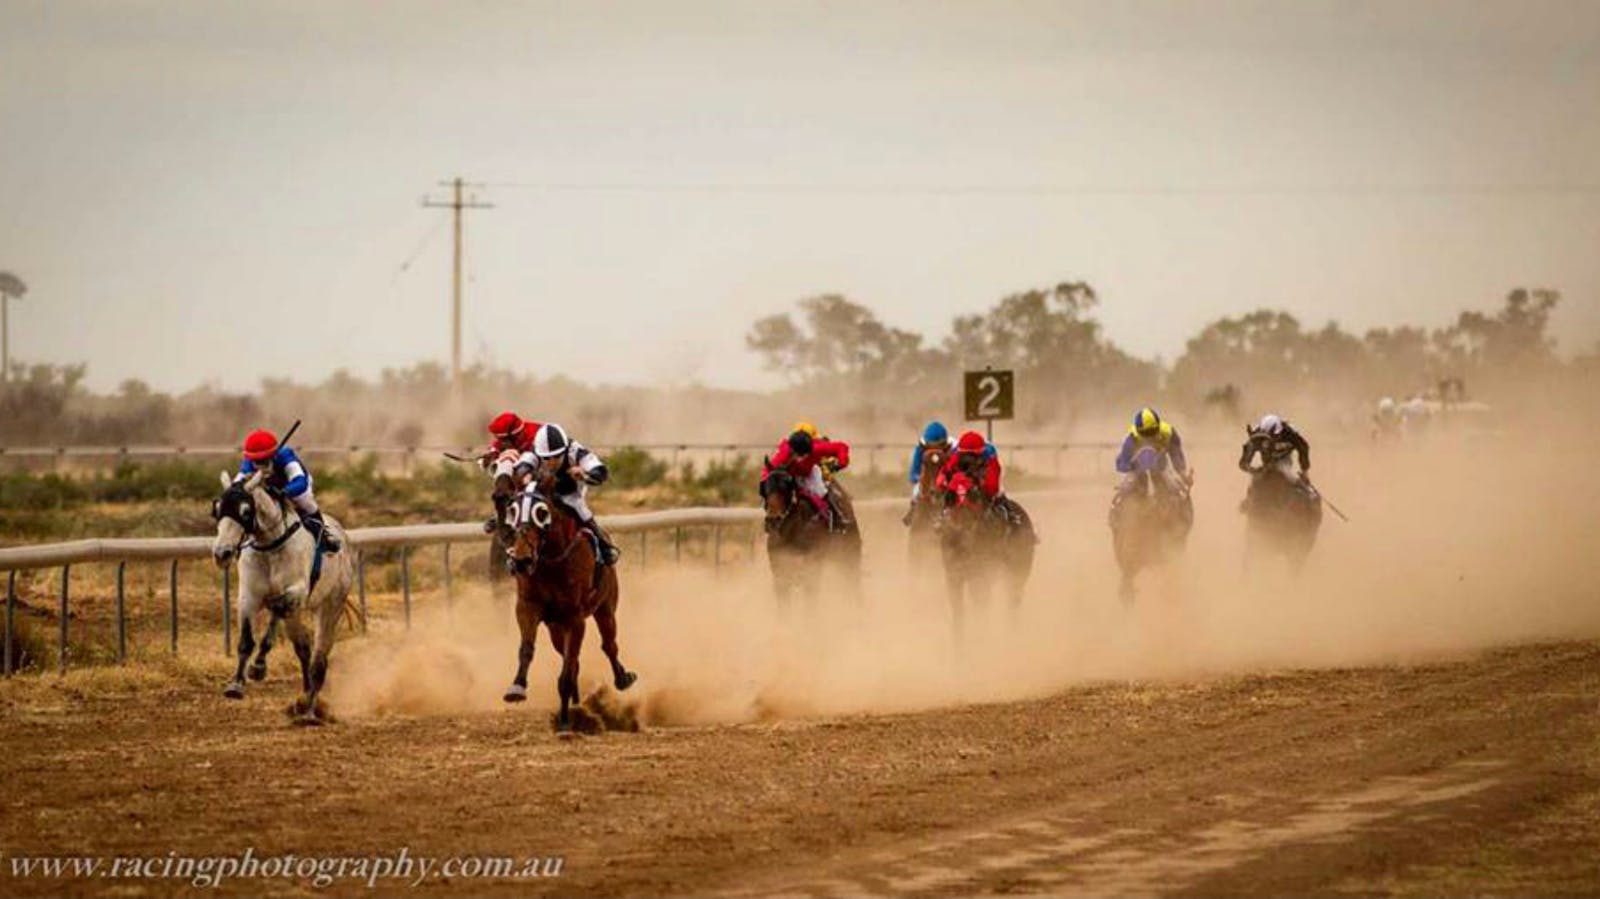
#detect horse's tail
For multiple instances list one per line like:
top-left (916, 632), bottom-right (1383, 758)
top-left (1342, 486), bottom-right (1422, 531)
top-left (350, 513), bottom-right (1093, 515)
top-left (341, 594), bottom-right (366, 634)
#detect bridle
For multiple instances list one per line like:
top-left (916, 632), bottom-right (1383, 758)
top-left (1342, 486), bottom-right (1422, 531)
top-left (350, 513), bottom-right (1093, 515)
top-left (761, 471), bottom-right (804, 535)
top-left (213, 482), bottom-right (297, 554)
top-left (507, 491), bottom-right (581, 574)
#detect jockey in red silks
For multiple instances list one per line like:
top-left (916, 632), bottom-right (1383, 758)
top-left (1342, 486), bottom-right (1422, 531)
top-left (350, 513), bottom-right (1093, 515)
top-left (936, 430), bottom-right (1004, 501)
top-left (761, 429), bottom-right (851, 523)
top-left (479, 411), bottom-right (543, 467)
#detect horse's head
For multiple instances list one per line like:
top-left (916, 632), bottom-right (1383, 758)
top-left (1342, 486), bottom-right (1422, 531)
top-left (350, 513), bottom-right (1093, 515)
top-left (939, 472), bottom-right (990, 538)
top-left (917, 444), bottom-right (947, 495)
top-left (489, 450), bottom-right (522, 499)
top-left (760, 463), bottom-right (798, 533)
top-left (211, 471), bottom-right (265, 566)
top-left (505, 490), bottom-right (558, 574)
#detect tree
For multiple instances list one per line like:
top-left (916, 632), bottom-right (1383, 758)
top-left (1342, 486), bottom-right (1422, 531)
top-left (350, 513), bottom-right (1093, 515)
top-left (1432, 288), bottom-right (1561, 377)
top-left (0, 271), bottom-right (26, 385)
top-left (746, 294), bottom-right (927, 383)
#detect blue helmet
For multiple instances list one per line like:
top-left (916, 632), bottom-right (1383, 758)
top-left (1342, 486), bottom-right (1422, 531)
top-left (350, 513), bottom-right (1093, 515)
top-left (921, 421), bottom-right (949, 445)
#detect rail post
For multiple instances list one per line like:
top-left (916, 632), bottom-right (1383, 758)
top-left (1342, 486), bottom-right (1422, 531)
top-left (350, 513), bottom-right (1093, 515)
top-left (169, 560), bottom-right (179, 654)
top-left (58, 565), bottom-right (69, 674)
top-left (356, 551), bottom-right (368, 633)
top-left (713, 525), bottom-right (722, 572)
top-left (115, 561), bottom-right (127, 664)
top-left (442, 543), bottom-right (453, 606)
top-left (401, 546), bottom-right (412, 629)
top-left (4, 570), bottom-right (14, 675)
top-left (639, 531), bottom-right (647, 570)
top-left (674, 526), bottom-right (682, 563)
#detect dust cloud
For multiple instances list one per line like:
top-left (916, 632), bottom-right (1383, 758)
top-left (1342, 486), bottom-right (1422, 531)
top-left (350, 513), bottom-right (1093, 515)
top-left (327, 431), bottom-right (1600, 726)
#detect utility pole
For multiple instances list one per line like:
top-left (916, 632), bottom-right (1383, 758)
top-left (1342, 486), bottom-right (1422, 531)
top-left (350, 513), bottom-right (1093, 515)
top-left (421, 178), bottom-right (492, 386)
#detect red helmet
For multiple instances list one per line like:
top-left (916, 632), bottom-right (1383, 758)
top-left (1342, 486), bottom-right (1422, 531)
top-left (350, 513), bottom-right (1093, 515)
top-left (956, 430), bottom-right (987, 454)
top-left (488, 412), bottom-right (523, 439)
top-left (242, 429), bottom-right (278, 462)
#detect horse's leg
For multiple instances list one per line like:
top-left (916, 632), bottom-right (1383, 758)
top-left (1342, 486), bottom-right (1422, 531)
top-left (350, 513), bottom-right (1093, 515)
top-left (224, 563), bottom-right (266, 697)
top-left (549, 620), bottom-right (580, 731)
top-left (505, 594), bottom-right (538, 703)
top-left (945, 560), bottom-right (965, 639)
top-left (248, 613), bottom-right (276, 682)
top-left (223, 614), bottom-right (256, 699)
top-left (595, 580), bottom-right (636, 691)
top-left (284, 616), bottom-right (313, 717)
top-left (299, 600), bottom-right (342, 724)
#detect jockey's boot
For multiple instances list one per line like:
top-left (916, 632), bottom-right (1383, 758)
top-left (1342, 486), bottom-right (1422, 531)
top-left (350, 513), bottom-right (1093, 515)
top-left (586, 518), bottom-right (621, 566)
top-left (303, 511), bottom-right (341, 552)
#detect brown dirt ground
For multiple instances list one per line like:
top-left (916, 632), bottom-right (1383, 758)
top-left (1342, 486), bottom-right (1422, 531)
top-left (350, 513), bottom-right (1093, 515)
top-left (3, 640), bottom-right (1598, 898)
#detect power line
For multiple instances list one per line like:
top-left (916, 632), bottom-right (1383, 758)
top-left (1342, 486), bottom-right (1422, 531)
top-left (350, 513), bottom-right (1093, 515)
top-left (483, 180), bottom-right (1600, 197)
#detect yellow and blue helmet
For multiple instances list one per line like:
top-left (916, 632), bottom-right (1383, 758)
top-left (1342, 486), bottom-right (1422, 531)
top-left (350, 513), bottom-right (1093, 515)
top-left (791, 421), bottom-right (820, 439)
top-left (1132, 407), bottom-right (1163, 436)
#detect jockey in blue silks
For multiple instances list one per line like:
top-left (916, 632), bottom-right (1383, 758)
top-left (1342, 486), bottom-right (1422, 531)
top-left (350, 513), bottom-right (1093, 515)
top-left (234, 428), bottom-right (340, 551)
top-left (903, 420), bottom-right (965, 524)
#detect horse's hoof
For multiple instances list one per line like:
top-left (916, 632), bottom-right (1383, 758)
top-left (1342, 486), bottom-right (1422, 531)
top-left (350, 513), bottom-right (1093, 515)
top-left (293, 713), bottom-right (325, 728)
top-left (615, 671), bottom-right (638, 692)
top-left (287, 696), bottom-right (310, 717)
top-left (223, 680), bottom-right (245, 700)
top-left (503, 684), bottom-right (528, 703)
top-left (247, 661), bottom-right (267, 682)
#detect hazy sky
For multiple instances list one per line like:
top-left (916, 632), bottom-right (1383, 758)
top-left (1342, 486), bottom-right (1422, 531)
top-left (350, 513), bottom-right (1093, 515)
top-left (2, 0), bottom-right (1597, 393)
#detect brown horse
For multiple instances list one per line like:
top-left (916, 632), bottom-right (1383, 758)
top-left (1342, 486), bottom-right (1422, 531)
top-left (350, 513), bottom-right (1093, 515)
top-left (906, 442), bottom-right (949, 566)
top-left (499, 486), bottom-right (637, 731)
top-left (760, 466), bottom-right (861, 607)
top-left (938, 476), bottom-right (1036, 634)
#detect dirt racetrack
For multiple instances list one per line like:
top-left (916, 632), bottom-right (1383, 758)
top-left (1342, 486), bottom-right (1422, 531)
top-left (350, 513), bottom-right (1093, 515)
top-left (4, 435), bottom-right (1600, 896)
top-left (2, 641), bottom-right (1599, 897)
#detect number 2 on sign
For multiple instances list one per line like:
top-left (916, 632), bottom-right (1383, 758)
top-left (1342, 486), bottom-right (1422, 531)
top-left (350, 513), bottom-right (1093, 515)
top-left (976, 375), bottom-right (1003, 417)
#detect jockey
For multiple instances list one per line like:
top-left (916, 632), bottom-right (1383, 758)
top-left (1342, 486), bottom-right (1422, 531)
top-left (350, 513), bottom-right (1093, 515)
top-left (234, 429), bottom-right (340, 552)
top-left (1239, 413), bottom-right (1313, 494)
top-left (792, 420), bottom-right (843, 479)
top-left (902, 420), bottom-right (955, 524)
top-left (935, 430), bottom-right (1004, 502)
top-left (522, 422), bottom-right (619, 565)
top-left (479, 411), bottom-right (543, 466)
top-left (1372, 397), bottom-right (1400, 442)
top-left (761, 428), bottom-right (851, 527)
top-left (1115, 407), bottom-right (1192, 498)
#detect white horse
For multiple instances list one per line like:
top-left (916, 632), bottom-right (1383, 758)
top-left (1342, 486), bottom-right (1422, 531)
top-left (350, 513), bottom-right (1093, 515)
top-left (211, 470), bottom-right (355, 725)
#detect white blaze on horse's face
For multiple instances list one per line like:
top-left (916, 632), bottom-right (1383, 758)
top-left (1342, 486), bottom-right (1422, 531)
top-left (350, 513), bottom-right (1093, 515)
top-left (492, 450), bottom-right (520, 482)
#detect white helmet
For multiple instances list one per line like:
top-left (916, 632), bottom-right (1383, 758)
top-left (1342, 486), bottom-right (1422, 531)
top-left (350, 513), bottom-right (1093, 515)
top-left (1257, 414), bottom-right (1284, 435)
top-left (1378, 397), bottom-right (1396, 413)
top-left (532, 423), bottom-right (570, 459)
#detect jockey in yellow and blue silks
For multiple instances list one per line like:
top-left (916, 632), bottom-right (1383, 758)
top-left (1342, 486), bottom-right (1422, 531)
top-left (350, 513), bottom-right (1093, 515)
top-left (1114, 408), bottom-right (1193, 500)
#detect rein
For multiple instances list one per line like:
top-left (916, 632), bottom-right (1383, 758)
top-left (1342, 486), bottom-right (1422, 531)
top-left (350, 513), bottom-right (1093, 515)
top-left (251, 519), bottom-right (302, 552)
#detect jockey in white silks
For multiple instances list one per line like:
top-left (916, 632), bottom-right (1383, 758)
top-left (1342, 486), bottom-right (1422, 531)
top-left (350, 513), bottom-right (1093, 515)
top-left (516, 422), bottom-right (620, 565)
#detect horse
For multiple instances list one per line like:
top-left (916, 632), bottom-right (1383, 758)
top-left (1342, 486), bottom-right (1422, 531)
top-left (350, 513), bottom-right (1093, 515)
top-left (1241, 449), bottom-right (1322, 572)
top-left (906, 442), bottom-right (949, 567)
top-left (1109, 446), bottom-right (1193, 602)
top-left (937, 474), bottom-right (1036, 635)
top-left (485, 449), bottom-right (524, 586)
top-left (498, 485), bottom-right (637, 732)
top-left (211, 471), bottom-right (356, 725)
top-left (760, 464), bottom-right (862, 608)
